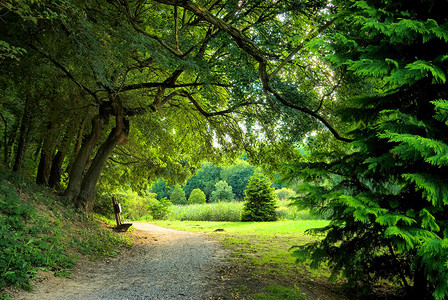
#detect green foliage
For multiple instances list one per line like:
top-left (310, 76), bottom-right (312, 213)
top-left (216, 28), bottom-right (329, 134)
top-left (169, 184), bottom-right (187, 205)
top-left (0, 172), bottom-right (132, 297)
top-left (210, 180), bottom-right (235, 203)
top-left (188, 188), bottom-right (206, 204)
top-left (0, 179), bottom-right (75, 292)
top-left (147, 197), bottom-right (172, 220)
top-left (168, 202), bottom-right (244, 222)
top-left (274, 188), bottom-right (296, 201)
top-left (119, 190), bottom-right (151, 221)
top-left (241, 174), bottom-right (278, 222)
top-left (221, 160), bottom-right (255, 200)
top-left (93, 189), bottom-right (115, 219)
top-left (150, 180), bottom-right (170, 201)
top-left (182, 163), bottom-right (222, 201)
top-left (285, 1), bottom-right (448, 298)
top-left (70, 225), bottom-right (132, 260)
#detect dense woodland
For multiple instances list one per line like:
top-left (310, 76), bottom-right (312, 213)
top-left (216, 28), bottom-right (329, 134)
top-left (1, 0), bottom-right (448, 299)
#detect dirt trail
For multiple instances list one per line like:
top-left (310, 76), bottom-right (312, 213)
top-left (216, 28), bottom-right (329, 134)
top-left (12, 223), bottom-right (228, 300)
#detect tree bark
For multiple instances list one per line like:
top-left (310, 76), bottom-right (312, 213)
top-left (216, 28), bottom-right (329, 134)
top-left (36, 151), bottom-right (53, 186)
top-left (75, 119), bottom-right (129, 217)
top-left (6, 117), bottom-right (20, 168)
top-left (64, 115), bottom-right (106, 203)
top-left (49, 124), bottom-right (77, 190)
top-left (13, 96), bottom-right (33, 172)
top-left (48, 150), bottom-right (65, 189)
top-left (36, 122), bottom-right (60, 186)
top-left (0, 113), bottom-right (7, 166)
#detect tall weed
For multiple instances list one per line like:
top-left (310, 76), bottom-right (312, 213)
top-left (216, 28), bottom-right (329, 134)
top-left (164, 200), bottom-right (324, 222)
top-left (169, 202), bottom-right (244, 221)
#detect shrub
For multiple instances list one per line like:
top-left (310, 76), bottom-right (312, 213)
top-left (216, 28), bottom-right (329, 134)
top-left (188, 188), bottom-right (206, 204)
top-left (169, 184), bottom-right (187, 205)
top-left (210, 180), bottom-right (234, 202)
top-left (93, 189), bottom-right (115, 219)
top-left (119, 190), bottom-right (150, 220)
top-left (241, 174), bottom-right (278, 222)
top-left (148, 197), bottom-right (172, 219)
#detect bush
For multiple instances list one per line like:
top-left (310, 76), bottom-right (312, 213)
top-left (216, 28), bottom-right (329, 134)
top-left (188, 188), bottom-right (206, 204)
top-left (241, 174), bottom-right (278, 222)
top-left (210, 180), bottom-right (234, 202)
top-left (169, 184), bottom-right (187, 205)
top-left (120, 190), bottom-right (150, 220)
top-left (93, 189), bottom-right (115, 219)
top-left (148, 197), bottom-right (172, 219)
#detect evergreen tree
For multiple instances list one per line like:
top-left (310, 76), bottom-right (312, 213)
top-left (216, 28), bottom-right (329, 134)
top-left (169, 184), bottom-right (187, 205)
top-left (286, 1), bottom-right (448, 298)
top-left (188, 188), bottom-right (206, 204)
top-left (210, 181), bottom-right (234, 203)
top-left (241, 174), bottom-right (278, 222)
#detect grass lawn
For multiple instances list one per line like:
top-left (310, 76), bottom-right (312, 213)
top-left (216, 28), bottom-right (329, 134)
top-left (150, 220), bottom-right (344, 299)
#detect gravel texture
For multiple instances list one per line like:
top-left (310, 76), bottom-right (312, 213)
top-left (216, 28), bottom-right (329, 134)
top-left (13, 223), bottom-right (228, 300)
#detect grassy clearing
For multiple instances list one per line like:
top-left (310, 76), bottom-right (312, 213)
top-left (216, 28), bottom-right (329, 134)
top-left (151, 220), bottom-right (340, 299)
top-left (0, 171), bottom-right (133, 298)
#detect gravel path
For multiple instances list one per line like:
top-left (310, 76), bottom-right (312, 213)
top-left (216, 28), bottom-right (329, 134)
top-left (13, 223), bottom-right (228, 300)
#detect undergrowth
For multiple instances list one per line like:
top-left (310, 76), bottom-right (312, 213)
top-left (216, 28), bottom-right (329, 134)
top-left (0, 171), bottom-right (132, 298)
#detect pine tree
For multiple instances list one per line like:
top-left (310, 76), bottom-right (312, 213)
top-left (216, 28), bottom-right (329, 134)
top-left (286, 1), bottom-right (448, 298)
top-left (241, 174), bottom-right (278, 222)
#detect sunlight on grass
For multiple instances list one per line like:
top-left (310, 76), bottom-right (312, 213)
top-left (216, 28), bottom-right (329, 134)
top-left (151, 219), bottom-right (329, 235)
top-left (149, 219), bottom-right (333, 298)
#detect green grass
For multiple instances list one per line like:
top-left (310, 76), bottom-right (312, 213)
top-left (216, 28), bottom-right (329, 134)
top-left (253, 284), bottom-right (307, 300)
top-left (151, 219), bottom-right (329, 235)
top-left (0, 170), bottom-right (132, 298)
top-left (151, 220), bottom-right (334, 299)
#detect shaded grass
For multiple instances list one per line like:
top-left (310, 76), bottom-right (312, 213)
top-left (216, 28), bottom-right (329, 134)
top-left (0, 170), bottom-right (133, 298)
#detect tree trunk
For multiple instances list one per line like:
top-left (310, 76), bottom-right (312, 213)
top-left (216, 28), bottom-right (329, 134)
top-left (36, 122), bottom-right (61, 186)
top-left (64, 115), bottom-right (106, 203)
top-left (49, 124), bottom-right (77, 190)
top-left (75, 120), bottom-right (129, 217)
top-left (36, 151), bottom-right (53, 186)
top-left (6, 117), bottom-right (20, 168)
top-left (48, 150), bottom-right (64, 189)
top-left (0, 113), bottom-right (7, 166)
top-left (13, 96), bottom-right (33, 172)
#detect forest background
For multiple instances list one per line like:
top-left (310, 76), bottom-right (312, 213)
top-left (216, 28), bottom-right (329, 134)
top-left (1, 0), bottom-right (448, 299)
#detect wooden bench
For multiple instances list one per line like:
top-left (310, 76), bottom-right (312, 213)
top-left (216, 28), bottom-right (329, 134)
top-left (112, 196), bottom-right (132, 231)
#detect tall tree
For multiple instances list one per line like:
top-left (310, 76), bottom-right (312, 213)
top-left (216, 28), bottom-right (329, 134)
top-left (1, 0), bottom-right (348, 217)
top-left (285, 1), bottom-right (448, 298)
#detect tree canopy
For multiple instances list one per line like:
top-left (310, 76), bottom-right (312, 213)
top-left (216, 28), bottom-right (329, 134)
top-left (2, 0), bottom-right (448, 298)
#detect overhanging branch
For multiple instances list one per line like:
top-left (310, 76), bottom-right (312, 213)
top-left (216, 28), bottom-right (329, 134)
top-left (152, 0), bottom-right (352, 142)
top-left (179, 90), bottom-right (254, 118)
